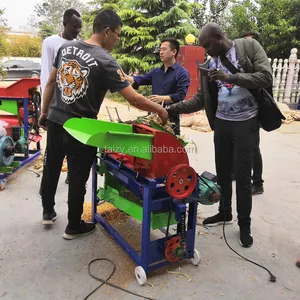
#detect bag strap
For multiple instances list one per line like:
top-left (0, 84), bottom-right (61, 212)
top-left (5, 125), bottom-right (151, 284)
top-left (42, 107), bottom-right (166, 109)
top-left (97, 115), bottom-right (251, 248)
top-left (220, 55), bottom-right (240, 74)
top-left (220, 53), bottom-right (258, 99)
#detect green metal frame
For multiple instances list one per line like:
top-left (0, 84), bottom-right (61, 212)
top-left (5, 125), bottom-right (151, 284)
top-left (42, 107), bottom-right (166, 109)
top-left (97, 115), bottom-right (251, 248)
top-left (0, 161), bottom-right (21, 174)
top-left (98, 172), bottom-right (177, 230)
top-left (63, 118), bottom-right (154, 160)
top-left (0, 100), bottom-right (18, 115)
top-left (98, 186), bottom-right (177, 230)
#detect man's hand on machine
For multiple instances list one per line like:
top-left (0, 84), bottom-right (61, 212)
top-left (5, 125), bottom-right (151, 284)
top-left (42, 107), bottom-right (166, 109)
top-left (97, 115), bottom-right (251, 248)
top-left (157, 106), bottom-right (168, 125)
top-left (38, 113), bottom-right (48, 130)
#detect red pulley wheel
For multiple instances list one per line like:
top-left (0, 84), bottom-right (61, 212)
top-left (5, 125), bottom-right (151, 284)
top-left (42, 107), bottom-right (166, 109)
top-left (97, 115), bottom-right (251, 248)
top-left (166, 164), bottom-right (197, 200)
top-left (164, 236), bottom-right (181, 262)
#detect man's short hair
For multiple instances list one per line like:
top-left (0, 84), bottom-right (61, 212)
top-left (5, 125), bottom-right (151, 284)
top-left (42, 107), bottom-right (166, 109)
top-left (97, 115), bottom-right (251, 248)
top-left (63, 9), bottom-right (81, 23)
top-left (161, 37), bottom-right (180, 58)
top-left (241, 31), bottom-right (259, 41)
top-left (93, 9), bottom-right (123, 33)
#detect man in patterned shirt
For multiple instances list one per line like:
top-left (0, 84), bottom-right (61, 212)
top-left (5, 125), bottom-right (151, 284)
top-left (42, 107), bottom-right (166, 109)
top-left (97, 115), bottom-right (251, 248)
top-left (167, 23), bottom-right (273, 247)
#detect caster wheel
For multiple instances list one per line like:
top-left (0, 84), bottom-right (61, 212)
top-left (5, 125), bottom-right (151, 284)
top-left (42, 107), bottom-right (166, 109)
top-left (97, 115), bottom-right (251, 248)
top-left (190, 249), bottom-right (201, 266)
top-left (135, 266), bottom-right (147, 285)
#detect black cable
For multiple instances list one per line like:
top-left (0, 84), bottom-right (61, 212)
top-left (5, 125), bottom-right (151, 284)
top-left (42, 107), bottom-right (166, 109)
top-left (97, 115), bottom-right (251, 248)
top-left (84, 258), bottom-right (158, 300)
top-left (25, 167), bottom-right (40, 177)
top-left (198, 175), bottom-right (276, 283)
top-left (221, 208), bottom-right (276, 282)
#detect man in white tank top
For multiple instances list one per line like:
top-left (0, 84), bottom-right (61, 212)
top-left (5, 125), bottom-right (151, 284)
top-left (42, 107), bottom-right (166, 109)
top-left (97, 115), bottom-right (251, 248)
top-left (39, 9), bottom-right (82, 191)
top-left (40, 9), bottom-right (82, 93)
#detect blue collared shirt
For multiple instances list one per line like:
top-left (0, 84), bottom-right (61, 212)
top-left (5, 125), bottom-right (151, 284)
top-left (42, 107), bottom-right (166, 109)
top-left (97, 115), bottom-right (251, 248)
top-left (132, 62), bottom-right (190, 103)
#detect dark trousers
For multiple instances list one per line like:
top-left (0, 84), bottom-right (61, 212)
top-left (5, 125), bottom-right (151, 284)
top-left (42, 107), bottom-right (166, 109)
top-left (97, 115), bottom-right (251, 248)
top-left (252, 131), bottom-right (264, 186)
top-left (214, 117), bottom-right (259, 227)
top-left (41, 120), bottom-right (97, 228)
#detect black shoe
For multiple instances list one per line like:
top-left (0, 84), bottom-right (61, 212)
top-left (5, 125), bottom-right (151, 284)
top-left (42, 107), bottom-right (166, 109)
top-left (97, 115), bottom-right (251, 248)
top-left (252, 185), bottom-right (264, 195)
top-left (42, 211), bottom-right (57, 225)
top-left (63, 221), bottom-right (96, 240)
top-left (65, 174), bottom-right (69, 184)
top-left (203, 212), bottom-right (233, 227)
top-left (239, 226), bottom-right (253, 247)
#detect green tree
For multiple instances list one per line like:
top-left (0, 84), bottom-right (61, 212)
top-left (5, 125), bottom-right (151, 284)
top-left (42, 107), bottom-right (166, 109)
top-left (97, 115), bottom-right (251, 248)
top-left (190, 0), bottom-right (230, 29)
top-left (0, 8), bottom-right (7, 27)
top-left (4, 35), bottom-right (42, 57)
top-left (221, 0), bottom-right (300, 58)
top-left (209, 0), bottom-right (230, 22)
top-left (256, 0), bottom-right (300, 58)
top-left (190, 0), bottom-right (208, 29)
top-left (220, 0), bottom-right (258, 39)
top-left (81, 0), bottom-right (120, 39)
top-left (84, 0), bottom-right (198, 73)
top-left (0, 8), bottom-right (7, 77)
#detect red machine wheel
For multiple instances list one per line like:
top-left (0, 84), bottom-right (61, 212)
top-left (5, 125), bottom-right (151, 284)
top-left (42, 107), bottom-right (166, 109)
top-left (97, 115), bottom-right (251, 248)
top-left (164, 236), bottom-right (182, 262)
top-left (166, 164), bottom-right (197, 200)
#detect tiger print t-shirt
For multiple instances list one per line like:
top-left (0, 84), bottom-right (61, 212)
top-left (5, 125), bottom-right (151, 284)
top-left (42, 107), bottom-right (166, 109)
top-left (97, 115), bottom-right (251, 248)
top-left (47, 40), bottom-right (130, 125)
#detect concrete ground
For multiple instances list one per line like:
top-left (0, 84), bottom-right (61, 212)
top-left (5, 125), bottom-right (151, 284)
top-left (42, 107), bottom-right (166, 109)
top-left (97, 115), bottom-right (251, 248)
top-left (1, 108), bottom-right (300, 300)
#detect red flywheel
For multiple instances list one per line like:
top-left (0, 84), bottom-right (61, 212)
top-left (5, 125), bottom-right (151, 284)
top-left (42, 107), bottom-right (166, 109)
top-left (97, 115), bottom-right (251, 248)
top-left (164, 236), bottom-right (182, 262)
top-left (166, 164), bottom-right (197, 200)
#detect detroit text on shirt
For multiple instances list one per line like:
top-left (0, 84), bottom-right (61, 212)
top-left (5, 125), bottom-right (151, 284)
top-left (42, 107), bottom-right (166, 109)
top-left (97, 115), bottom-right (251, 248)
top-left (61, 46), bottom-right (99, 67)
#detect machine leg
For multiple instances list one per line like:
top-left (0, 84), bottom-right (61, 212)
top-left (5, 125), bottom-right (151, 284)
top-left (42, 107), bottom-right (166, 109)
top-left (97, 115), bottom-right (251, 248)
top-left (187, 200), bottom-right (201, 265)
top-left (92, 161), bottom-right (98, 223)
top-left (23, 98), bottom-right (29, 158)
top-left (140, 187), bottom-right (152, 272)
top-left (187, 200), bottom-right (198, 254)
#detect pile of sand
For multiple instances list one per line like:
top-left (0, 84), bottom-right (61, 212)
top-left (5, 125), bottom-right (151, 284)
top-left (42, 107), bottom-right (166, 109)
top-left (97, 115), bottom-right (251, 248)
top-left (180, 111), bottom-right (212, 132)
top-left (277, 103), bottom-right (300, 124)
top-left (179, 103), bottom-right (300, 132)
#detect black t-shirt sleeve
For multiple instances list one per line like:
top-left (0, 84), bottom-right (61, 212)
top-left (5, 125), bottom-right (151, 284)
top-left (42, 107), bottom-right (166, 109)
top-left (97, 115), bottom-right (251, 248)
top-left (105, 60), bottom-right (130, 93)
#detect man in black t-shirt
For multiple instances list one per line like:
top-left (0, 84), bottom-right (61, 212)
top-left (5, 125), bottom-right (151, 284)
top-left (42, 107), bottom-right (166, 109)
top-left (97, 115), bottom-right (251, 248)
top-left (38, 9), bottom-right (168, 240)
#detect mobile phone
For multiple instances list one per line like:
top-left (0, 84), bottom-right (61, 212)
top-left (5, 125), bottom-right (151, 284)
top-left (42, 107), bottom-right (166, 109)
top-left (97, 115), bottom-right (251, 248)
top-left (199, 66), bottom-right (209, 76)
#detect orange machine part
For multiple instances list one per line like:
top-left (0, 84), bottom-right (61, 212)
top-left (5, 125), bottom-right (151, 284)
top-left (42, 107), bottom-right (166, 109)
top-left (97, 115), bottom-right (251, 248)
top-left (133, 124), bottom-right (189, 179)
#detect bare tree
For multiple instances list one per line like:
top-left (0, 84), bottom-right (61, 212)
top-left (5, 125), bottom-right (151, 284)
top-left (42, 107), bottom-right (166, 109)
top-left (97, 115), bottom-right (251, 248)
top-left (191, 0), bottom-right (230, 29)
top-left (209, 0), bottom-right (230, 22)
top-left (28, 0), bottom-right (87, 39)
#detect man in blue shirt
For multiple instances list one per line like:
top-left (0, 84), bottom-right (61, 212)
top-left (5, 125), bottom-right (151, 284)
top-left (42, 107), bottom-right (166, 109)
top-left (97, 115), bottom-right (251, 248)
top-left (126, 37), bottom-right (190, 135)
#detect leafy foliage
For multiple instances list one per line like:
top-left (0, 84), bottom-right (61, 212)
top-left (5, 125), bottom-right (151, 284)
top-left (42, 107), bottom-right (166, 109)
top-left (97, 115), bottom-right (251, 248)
top-left (190, 0), bottom-right (230, 28)
top-left (0, 9), bottom-right (41, 58)
top-left (0, 8), bottom-right (7, 27)
top-left (0, 8), bottom-right (7, 76)
top-left (84, 0), bottom-right (199, 73)
top-left (4, 35), bottom-right (42, 57)
top-left (221, 0), bottom-right (300, 58)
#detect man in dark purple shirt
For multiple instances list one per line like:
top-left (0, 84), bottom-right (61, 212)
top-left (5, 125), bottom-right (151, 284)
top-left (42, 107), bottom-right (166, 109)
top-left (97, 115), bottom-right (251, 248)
top-left (126, 37), bottom-right (190, 135)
